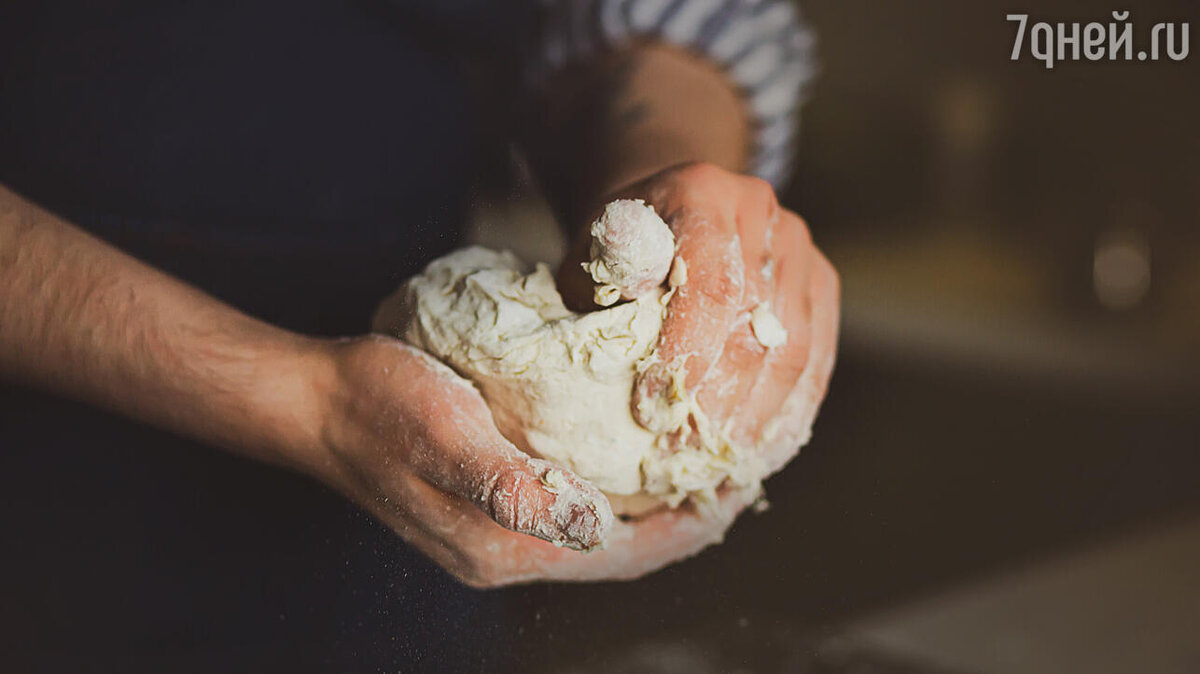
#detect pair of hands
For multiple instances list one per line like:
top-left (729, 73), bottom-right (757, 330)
top-left (313, 163), bottom-right (839, 587)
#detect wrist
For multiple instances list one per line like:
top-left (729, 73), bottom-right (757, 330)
top-left (205, 325), bottom-right (339, 479)
top-left (586, 45), bottom-right (751, 211)
top-left (530, 43), bottom-right (750, 230)
top-left (585, 129), bottom-right (706, 209)
top-left (270, 334), bottom-right (342, 478)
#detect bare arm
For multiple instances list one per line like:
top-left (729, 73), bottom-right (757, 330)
top-left (0, 184), bottom-right (725, 584)
top-left (526, 43), bottom-right (751, 226)
top-left (0, 184), bottom-right (328, 472)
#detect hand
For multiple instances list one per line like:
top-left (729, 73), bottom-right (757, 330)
top-left (308, 335), bottom-right (762, 587)
top-left (563, 162), bottom-right (840, 476)
top-left (0, 180), bottom-right (771, 588)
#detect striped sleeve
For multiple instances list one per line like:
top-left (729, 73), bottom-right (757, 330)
top-left (528, 0), bottom-right (817, 187)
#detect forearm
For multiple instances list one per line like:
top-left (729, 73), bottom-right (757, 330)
top-left (527, 43), bottom-right (751, 226)
top-left (0, 184), bottom-right (329, 471)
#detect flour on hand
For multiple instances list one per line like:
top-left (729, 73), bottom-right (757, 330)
top-left (374, 201), bottom-right (782, 516)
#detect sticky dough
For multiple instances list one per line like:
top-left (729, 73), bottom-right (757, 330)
top-left (584, 199), bottom-right (676, 306)
top-left (374, 200), bottom-right (779, 514)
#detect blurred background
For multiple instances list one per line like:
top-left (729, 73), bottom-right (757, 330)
top-left (470, 1), bottom-right (1200, 672)
top-left (2, 0), bottom-right (1197, 672)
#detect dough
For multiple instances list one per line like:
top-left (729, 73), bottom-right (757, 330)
top-left (750, 302), bottom-right (788, 348)
top-left (584, 199), bottom-right (677, 306)
top-left (374, 201), bottom-right (774, 514)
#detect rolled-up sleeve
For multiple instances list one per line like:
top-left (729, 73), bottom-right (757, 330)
top-left (528, 0), bottom-right (817, 187)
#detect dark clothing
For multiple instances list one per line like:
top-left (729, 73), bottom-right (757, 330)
top-left (0, 0), bottom-right (535, 331)
top-left (0, 1), bottom-right (532, 669)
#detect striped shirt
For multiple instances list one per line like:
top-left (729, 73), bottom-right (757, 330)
top-left (530, 0), bottom-right (817, 187)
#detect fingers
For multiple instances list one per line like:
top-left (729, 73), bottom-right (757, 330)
top-left (400, 350), bottom-right (615, 551)
top-left (729, 175), bottom-right (781, 271)
top-left (426, 431), bottom-right (615, 552)
top-left (371, 164), bottom-right (833, 588)
top-left (725, 211), bottom-right (816, 443)
top-left (693, 317), bottom-right (769, 445)
top-left (389, 475), bottom-right (761, 587)
top-left (633, 211), bottom-right (745, 431)
top-left (767, 212), bottom-right (817, 372)
top-left (534, 483), bottom-right (762, 583)
top-left (759, 249), bottom-right (840, 474)
top-left (649, 177), bottom-right (799, 445)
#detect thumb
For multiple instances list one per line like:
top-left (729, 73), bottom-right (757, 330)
top-left (396, 345), bottom-right (615, 551)
top-left (422, 433), bottom-right (616, 551)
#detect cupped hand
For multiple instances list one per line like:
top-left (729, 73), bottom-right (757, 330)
top-left (563, 162), bottom-right (841, 475)
top-left (307, 335), bottom-right (761, 587)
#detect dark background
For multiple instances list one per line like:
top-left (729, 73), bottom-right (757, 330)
top-left (2, 0), bottom-right (1198, 672)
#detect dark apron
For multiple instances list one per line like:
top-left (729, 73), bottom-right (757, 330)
top-left (0, 0), bottom-right (532, 669)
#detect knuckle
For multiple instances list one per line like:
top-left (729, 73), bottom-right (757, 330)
top-left (744, 175), bottom-right (777, 202)
top-left (479, 469), bottom-right (516, 526)
top-left (480, 465), bottom-right (539, 533)
top-left (677, 161), bottom-right (724, 184)
top-left (783, 211), bottom-right (813, 245)
top-left (693, 266), bottom-right (745, 307)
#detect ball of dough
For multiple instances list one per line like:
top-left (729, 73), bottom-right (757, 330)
top-left (583, 199), bottom-right (676, 307)
top-left (373, 202), bottom-right (769, 515)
